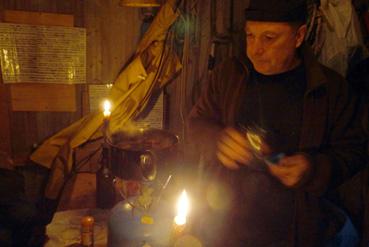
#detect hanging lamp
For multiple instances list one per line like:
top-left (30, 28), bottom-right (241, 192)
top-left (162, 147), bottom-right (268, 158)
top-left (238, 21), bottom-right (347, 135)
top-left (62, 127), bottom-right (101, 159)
top-left (120, 0), bottom-right (161, 7)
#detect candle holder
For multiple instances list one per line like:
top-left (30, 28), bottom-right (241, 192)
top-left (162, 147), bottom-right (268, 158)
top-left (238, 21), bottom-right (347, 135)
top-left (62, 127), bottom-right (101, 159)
top-left (170, 221), bottom-right (186, 245)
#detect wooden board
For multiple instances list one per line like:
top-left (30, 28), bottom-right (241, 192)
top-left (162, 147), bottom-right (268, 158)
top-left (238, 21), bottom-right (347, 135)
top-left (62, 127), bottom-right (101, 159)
top-left (3, 9), bottom-right (74, 27)
top-left (10, 84), bottom-right (77, 112)
top-left (84, 0), bottom-right (141, 84)
top-left (0, 78), bottom-right (11, 165)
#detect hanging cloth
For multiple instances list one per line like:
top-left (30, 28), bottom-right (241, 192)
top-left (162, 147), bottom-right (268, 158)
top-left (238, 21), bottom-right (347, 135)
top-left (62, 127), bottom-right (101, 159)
top-left (318, 0), bottom-right (368, 76)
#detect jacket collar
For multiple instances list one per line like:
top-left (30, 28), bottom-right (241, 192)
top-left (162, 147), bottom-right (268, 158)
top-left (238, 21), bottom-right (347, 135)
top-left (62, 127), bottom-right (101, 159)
top-left (302, 44), bottom-right (328, 93)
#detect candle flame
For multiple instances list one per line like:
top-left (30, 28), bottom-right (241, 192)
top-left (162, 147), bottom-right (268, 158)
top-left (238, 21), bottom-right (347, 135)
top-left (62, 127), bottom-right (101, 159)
top-left (174, 190), bottom-right (189, 226)
top-left (103, 100), bottom-right (112, 117)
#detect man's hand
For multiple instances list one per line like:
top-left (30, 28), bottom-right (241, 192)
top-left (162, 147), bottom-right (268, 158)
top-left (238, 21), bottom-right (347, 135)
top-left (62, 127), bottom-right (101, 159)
top-left (268, 153), bottom-right (313, 187)
top-left (216, 127), bottom-right (254, 169)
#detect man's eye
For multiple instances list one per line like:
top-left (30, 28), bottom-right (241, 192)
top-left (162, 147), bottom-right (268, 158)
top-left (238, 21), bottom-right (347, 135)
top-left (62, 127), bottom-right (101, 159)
top-left (264, 35), bottom-right (275, 40)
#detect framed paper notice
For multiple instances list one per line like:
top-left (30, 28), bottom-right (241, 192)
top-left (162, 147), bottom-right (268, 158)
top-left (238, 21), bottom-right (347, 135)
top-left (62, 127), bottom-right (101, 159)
top-left (0, 22), bottom-right (86, 84)
top-left (135, 93), bottom-right (164, 129)
top-left (88, 84), bottom-right (112, 112)
top-left (88, 84), bottom-right (164, 129)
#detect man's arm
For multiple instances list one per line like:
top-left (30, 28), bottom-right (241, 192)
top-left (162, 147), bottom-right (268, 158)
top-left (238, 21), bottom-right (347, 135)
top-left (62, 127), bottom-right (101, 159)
top-left (305, 82), bottom-right (368, 195)
top-left (188, 66), bottom-right (224, 164)
top-left (269, 80), bottom-right (368, 196)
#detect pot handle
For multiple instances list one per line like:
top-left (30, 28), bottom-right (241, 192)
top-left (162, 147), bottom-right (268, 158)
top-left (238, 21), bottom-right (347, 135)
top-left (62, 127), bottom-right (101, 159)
top-left (139, 151), bottom-right (157, 181)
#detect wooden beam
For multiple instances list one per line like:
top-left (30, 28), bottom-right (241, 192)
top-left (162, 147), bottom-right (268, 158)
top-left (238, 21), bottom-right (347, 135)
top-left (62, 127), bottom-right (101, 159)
top-left (0, 79), bottom-right (12, 165)
top-left (10, 83), bottom-right (77, 112)
top-left (3, 10), bottom-right (74, 27)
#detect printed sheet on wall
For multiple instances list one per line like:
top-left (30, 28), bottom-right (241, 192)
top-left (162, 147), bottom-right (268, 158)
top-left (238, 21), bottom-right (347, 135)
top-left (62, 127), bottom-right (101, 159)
top-left (89, 84), bottom-right (164, 129)
top-left (0, 22), bottom-right (86, 84)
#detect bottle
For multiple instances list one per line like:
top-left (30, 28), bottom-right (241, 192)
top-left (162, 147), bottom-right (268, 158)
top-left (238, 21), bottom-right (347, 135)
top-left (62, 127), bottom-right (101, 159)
top-left (81, 216), bottom-right (94, 247)
top-left (96, 143), bottom-right (116, 208)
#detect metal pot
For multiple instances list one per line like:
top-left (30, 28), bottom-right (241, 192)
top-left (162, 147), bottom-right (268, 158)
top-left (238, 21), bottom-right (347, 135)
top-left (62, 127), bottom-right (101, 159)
top-left (108, 128), bottom-right (178, 181)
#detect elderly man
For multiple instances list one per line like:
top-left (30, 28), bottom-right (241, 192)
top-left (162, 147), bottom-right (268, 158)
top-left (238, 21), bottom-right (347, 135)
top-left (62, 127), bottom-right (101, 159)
top-left (188, 0), bottom-right (368, 246)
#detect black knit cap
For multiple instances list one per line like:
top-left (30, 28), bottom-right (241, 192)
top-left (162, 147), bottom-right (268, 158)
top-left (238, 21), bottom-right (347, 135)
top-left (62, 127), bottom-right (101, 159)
top-left (245, 0), bottom-right (307, 22)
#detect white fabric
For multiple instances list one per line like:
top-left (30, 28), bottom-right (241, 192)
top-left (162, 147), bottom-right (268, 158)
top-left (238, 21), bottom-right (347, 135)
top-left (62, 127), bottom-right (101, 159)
top-left (319, 0), bottom-right (368, 76)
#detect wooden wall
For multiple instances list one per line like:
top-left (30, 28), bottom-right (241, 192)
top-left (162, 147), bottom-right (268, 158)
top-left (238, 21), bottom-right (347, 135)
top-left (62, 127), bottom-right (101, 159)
top-left (0, 0), bottom-right (249, 165)
top-left (0, 0), bottom-right (142, 165)
top-left (166, 0), bottom-right (249, 145)
top-left (85, 0), bottom-right (141, 85)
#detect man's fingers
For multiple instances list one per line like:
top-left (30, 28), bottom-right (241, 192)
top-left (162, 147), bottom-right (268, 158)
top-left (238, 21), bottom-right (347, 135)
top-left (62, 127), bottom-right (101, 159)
top-left (268, 165), bottom-right (296, 187)
top-left (216, 127), bottom-right (255, 169)
top-left (268, 164), bottom-right (286, 178)
top-left (223, 128), bottom-right (249, 149)
top-left (277, 156), bottom-right (295, 167)
top-left (216, 151), bottom-right (240, 170)
top-left (268, 158), bottom-right (309, 188)
top-left (217, 139), bottom-right (252, 164)
top-left (279, 154), bottom-right (308, 167)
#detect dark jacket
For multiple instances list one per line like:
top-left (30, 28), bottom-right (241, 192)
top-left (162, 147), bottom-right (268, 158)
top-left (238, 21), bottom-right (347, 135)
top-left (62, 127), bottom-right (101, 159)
top-left (188, 46), bottom-right (368, 246)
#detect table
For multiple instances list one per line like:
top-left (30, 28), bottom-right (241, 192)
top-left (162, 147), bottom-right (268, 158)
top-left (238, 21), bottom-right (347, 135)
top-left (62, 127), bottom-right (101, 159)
top-left (45, 208), bottom-right (109, 247)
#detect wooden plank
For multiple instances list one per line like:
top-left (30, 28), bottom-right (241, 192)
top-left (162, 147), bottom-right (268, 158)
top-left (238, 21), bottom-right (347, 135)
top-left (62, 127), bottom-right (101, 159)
top-left (10, 111), bottom-right (38, 160)
top-left (3, 9), bottom-right (74, 26)
top-left (1, 0), bottom-right (82, 18)
top-left (85, 0), bottom-right (141, 84)
top-left (80, 84), bottom-right (90, 115)
top-left (10, 83), bottom-right (77, 112)
top-left (0, 80), bottom-right (12, 167)
top-left (71, 0), bottom-right (84, 28)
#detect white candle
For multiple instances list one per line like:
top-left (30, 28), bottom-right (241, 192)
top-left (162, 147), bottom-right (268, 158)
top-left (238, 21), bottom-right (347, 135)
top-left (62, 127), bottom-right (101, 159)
top-left (103, 100), bottom-right (112, 118)
top-left (174, 190), bottom-right (189, 226)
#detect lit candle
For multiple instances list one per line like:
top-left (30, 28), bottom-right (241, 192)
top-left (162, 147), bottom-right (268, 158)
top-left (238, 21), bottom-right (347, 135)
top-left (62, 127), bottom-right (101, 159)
top-left (103, 99), bottom-right (112, 118)
top-left (174, 190), bottom-right (189, 227)
top-left (102, 99), bottom-right (112, 139)
top-left (171, 190), bottom-right (190, 245)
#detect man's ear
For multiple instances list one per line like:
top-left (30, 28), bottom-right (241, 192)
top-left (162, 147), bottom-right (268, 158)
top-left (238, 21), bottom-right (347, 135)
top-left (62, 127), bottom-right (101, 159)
top-left (295, 24), bottom-right (307, 48)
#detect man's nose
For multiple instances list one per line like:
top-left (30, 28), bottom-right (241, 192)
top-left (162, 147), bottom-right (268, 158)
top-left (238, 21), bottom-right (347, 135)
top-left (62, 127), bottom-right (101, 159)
top-left (253, 40), bottom-right (264, 56)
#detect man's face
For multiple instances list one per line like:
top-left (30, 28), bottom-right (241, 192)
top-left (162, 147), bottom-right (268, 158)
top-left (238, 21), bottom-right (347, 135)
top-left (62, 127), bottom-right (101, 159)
top-left (245, 21), bottom-right (306, 75)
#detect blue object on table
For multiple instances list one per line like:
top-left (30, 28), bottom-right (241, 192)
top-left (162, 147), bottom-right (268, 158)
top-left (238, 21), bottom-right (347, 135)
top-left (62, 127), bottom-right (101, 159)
top-left (108, 199), bottom-right (174, 247)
